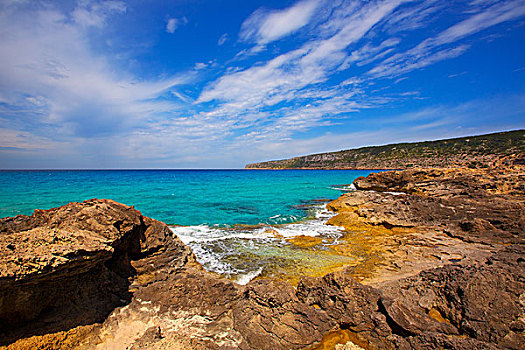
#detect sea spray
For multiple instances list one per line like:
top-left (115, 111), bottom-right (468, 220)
top-left (235, 267), bottom-right (264, 285)
top-left (170, 203), bottom-right (351, 284)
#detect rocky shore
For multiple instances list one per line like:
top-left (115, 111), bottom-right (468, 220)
top-left (1, 164), bottom-right (524, 349)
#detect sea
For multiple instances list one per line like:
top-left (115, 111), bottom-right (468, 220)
top-left (0, 169), bottom-right (375, 284)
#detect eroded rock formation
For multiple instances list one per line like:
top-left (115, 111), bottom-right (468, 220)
top-left (0, 199), bottom-right (196, 348)
top-left (0, 200), bottom-right (144, 343)
top-left (324, 165), bottom-right (524, 349)
top-left (1, 164), bottom-right (524, 349)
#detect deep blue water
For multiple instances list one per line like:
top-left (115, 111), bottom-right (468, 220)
top-left (0, 170), bottom-right (374, 226)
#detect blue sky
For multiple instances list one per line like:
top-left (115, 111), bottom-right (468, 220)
top-left (0, 0), bottom-right (524, 169)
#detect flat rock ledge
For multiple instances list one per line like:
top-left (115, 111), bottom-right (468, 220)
top-left (0, 165), bottom-right (524, 350)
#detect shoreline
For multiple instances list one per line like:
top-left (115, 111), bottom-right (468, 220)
top-left (244, 167), bottom-right (398, 170)
top-left (169, 201), bottom-right (350, 286)
top-left (1, 164), bottom-right (523, 349)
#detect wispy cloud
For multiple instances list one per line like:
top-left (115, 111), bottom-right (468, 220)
top-left (0, 1), bottom-right (194, 146)
top-left (72, 0), bottom-right (127, 28)
top-left (369, 44), bottom-right (470, 78)
top-left (202, 1), bottom-right (408, 104)
top-left (218, 33), bottom-right (228, 46)
top-left (436, 0), bottom-right (525, 45)
top-left (448, 71), bottom-right (467, 78)
top-left (338, 37), bottom-right (400, 70)
top-left (383, 0), bottom-right (443, 34)
top-left (0, 0), bottom-right (524, 168)
top-left (234, 94), bottom-right (525, 165)
top-left (184, 0), bottom-right (525, 165)
top-left (197, 0), bottom-right (406, 142)
top-left (239, 0), bottom-right (318, 45)
top-left (166, 16), bottom-right (187, 33)
top-left (369, 0), bottom-right (525, 78)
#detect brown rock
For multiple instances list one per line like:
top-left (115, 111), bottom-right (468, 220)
top-left (297, 270), bottom-right (383, 334)
top-left (233, 279), bottom-right (332, 350)
top-left (0, 199), bottom-right (193, 347)
top-left (378, 298), bottom-right (458, 337)
top-left (130, 326), bottom-right (163, 349)
top-left (321, 166), bottom-right (525, 349)
top-left (2, 164), bottom-right (524, 350)
top-left (339, 167), bottom-right (525, 244)
top-left (383, 245), bottom-right (525, 349)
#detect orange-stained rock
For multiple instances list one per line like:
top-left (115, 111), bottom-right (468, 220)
top-left (286, 235), bottom-right (324, 248)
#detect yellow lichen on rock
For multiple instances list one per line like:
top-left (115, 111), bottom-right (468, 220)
top-left (309, 329), bottom-right (369, 350)
top-left (428, 308), bottom-right (452, 324)
top-left (286, 235), bottom-right (324, 248)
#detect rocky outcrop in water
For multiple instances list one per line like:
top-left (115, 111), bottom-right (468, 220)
top-left (350, 167), bottom-right (524, 244)
top-left (1, 164), bottom-right (524, 349)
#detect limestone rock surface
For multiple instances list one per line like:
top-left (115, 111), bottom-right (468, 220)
top-left (1, 164), bottom-right (524, 350)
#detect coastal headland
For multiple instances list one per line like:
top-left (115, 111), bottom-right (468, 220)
top-left (245, 130), bottom-right (524, 170)
top-left (1, 132), bottom-right (524, 349)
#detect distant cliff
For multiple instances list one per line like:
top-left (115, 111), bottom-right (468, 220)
top-left (245, 130), bottom-right (525, 169)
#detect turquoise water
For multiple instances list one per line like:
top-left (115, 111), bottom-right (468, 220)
top-left (0, 169), bottom-right (377, 282)
top-left (0, 170), bottom-right (373, 225)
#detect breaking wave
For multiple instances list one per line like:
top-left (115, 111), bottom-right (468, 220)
top-left (170, 203), bottom-right (344, 284)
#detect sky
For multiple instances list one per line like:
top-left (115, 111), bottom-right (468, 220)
top-left (0, 0), bottom-right (524, 169)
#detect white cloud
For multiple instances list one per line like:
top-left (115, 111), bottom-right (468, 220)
top-left (194, 62), bottom-right (208, 70)
top-left (188, 0), bottom-right (525, 167)
top-left (196, 0), bottom-right (405, 141)
top-left (238, 94), bottom-right (525, 165)
top-left (299, 0), bottom-right (404, 69)
top-left (433, 0), bottom-right (525, 45)
top-left (166, 18), bottom-right (178, 33)
top-left (72, 0), bottom-right (126, 28)
top-left (0, 128), bottom-right (62, 150)
top-left (239, 0), bottom-right (318, 45)
top-left (369, 45), bottom-right (470, 78)
top-left (383, 0), bottom-right (443, 34)
top-left (0, 1), bottom-right (194, 144)
top-left (166, 16), bottom-right (187, 33)
top-left (201, 1), bottom-right (406, 105)
top-left (218, 33), bottom-right (228, 46)
top-left (338, 37), bottom-right (400, 70)
top-left (369, 0), bottom-right (525, 78)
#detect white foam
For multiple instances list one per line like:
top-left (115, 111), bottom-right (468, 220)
top-left (331, 183), bottom-right (356, 191)
top-left (235, 267), bottom-right (264, 285)
top-left (170, 204), bottom-right (341, 243)
top-left (169, 203), bottom-right (344, 279)
top-left (185, 243), bottom-right (236, 276)
top-left (269, 207), bottom-right (341, 238)
top-left (172, 225), bottom-right (278, 244)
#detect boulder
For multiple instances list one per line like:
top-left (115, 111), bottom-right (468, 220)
top-left (0, 199), bottom-right (193, 346)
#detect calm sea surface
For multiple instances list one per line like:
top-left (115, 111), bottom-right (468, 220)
top-left (0, 169), bottom-right (378, 283)
top-left (0, 169), bottom-right (373, 225)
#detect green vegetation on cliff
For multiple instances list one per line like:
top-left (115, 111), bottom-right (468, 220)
top-left (245, 130), bottom-right (525, 169)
